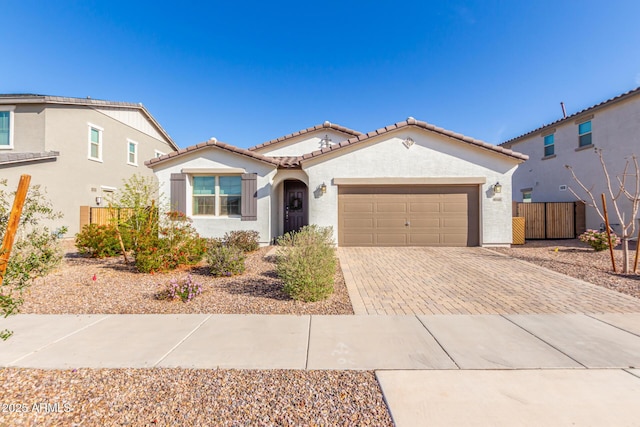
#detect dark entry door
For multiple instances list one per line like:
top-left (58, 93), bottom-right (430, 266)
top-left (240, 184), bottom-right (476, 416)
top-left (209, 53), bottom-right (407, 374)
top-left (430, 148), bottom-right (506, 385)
top-left (284, 180), bottom-right (308, 234)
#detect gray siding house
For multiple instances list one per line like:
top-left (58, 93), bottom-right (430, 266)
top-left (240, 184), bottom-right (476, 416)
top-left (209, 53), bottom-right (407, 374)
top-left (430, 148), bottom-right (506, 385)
top-left (0, 95), bottom-right (178, 235)
top-left (500, 87), bottom-right (640, 232)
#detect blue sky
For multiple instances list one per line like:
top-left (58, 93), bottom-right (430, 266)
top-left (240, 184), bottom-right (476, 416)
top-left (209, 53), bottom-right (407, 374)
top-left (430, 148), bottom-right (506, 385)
top-left (3, 1), bottom-right (640, 149)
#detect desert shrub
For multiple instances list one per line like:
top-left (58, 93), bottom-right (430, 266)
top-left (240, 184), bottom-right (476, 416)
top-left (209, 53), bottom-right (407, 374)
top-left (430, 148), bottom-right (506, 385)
top-left (75, 224), bottom-right (126, 258)
top-left (134, 218), bottom-right (207, 273)
top-left (207, 244), bottom-right (246, 277)
top-left (0, 180), bottom-right (66, 340)
top-left (579, 229), bottom-right (621, 252)
top-left (157, 275), bottom-right (203, 302)
top-left (223, 230), bottom-right (260, 253)
top-left (276, 225), bottom-right (336, 302)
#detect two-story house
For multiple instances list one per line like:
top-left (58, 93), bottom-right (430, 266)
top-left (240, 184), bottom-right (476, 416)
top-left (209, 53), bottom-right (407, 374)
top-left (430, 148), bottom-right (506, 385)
top-left (500, 87), bottom-right (640, 233)
top-left (0, 95), bottom-right (178, 235)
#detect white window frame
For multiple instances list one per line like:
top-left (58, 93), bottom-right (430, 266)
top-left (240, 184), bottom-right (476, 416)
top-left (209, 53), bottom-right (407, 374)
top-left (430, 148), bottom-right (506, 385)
top-left (88, 123), bottom-right (103, 162)
top-left (154, 149), bottom-right (165, 158)
top-left (0, 106), bottom-right (16, 150)
top-left (191, 175), bottom-right (242, 217)
top-left (127, 139), bottom-right (138, 166)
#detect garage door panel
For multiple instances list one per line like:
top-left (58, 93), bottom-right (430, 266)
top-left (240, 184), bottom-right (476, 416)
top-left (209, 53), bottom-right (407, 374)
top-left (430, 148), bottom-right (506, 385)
top-left (376, 233), bottom-right (407, 245)
top-left (343, 202), bottom-right (374, 213)
top-left (442, 218), bottom-right (467, 228)
top-left (343, 233), bottom-right (374, 245)
top-left (343, 218), bottom-right (374, 228)
top-left (409, 202), bottom-right (441, 213)
top-left (376, 218), bottom-right (409, 228)
top-left (339, 185), bottom-right (479, 247)
top-left (442, 202), bottom-right (467, 213)
top-left (409, 218), bottom-right (441, 228)
top-left (442, 234), bottom-right (469, 245)
top-left (376, 202), bottom-right (407, 213)
top-left (408, 233), bottom-right (443, 245)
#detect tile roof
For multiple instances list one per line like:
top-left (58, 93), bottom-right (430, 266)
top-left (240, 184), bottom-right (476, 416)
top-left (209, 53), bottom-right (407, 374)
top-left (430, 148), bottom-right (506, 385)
top-left (297, 117), bottom-right (528, 164)
top-left (500, 86), bottom-right (640, 147)
top-left (0, 94), bottom-right (179, 151)
top-left (248, 121), bottom-right (362, 151)
top-left (0, 151), bottom-right (60, 166)
top-left (145, 138), bottom-right (281, 168)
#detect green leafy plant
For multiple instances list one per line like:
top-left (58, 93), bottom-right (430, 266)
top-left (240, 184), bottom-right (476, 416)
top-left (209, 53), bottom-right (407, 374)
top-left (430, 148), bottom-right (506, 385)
top-left (578, 229), bottom-right (621, 252)
top-left (75, 224), bottom-right (130, 258)
top-left (157, 275), bottom-right (203, 302)
top-left (276, 225), bottom-right (336, 302)
top-left (0, 180), bottom-right (65, 340)
top-left (207, 244), bottom-right (246, 277)
top-left (223, 230), bottom-right (260, 253)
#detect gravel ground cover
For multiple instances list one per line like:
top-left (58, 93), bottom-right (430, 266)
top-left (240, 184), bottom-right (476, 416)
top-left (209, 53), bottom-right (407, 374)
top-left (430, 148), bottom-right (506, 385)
top-left (0, 368), bottom-right (393, 426)
top-left (20, 246), bottom-right (354, 315)
top-left (489, 239), bottom-right (640, 299)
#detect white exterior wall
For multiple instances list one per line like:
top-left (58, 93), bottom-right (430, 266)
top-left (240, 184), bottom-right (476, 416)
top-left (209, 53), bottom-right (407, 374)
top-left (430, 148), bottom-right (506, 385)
top-left (508, 95), bottom-right (640, 232)
top-left (255, 130), bottom-right (351, 157)
top-left (151, 149), bottom-right (277, 243)
top-left (302, 129), bottom-right (519, 246)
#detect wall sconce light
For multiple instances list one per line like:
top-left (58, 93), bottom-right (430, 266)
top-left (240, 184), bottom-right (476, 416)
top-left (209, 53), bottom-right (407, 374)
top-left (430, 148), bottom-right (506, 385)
top-left (493, 182), bottom-right (502, 194)
top-left (320, 183), bottom-right (327, 194)
top-left (95, 196), bottom-right (102, 206)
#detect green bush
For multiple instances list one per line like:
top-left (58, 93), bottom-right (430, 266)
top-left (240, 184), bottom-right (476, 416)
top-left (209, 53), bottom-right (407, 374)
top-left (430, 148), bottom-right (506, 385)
top-left (75, 224), bottom-right (126, 258)
top-left (224, 230), bottom-right (260, 252)
top-left (207, 244), bottom-right (246, 277)
top-left (276, 225), bottom-right (336, 302)
top-left (134, 218), bottom-right (206, 273)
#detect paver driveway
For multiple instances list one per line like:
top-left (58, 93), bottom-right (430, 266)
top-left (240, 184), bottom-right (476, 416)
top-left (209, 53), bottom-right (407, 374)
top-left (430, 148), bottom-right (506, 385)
top-left (338, 247), bottom-right (640, 315)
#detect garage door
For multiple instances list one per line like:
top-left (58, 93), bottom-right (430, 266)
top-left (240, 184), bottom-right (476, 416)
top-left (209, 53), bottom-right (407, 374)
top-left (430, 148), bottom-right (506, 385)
top-left (338, 186), bottom-right (479, 247)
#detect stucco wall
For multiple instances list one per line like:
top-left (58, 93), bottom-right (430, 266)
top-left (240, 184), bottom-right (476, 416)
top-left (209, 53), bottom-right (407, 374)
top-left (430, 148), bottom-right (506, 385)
top-left (151, 148), bottom-right (277, 243)
top-left (302, 129), bottom-right (519, 246)
top-left (2, 104), bottom-right (176, 236)
top-left (10, 105), bottom-right (46, 152)
top-left (507, 95), bottom-right (640, 232)
top-left (254, 130), bottom-right (352, 156)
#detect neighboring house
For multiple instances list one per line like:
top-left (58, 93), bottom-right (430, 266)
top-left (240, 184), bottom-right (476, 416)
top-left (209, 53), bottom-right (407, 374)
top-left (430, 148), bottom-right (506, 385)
top-left (500, 87), bottom-right (640, 233)
top-left (0, 94), bottom-right (178, 235)
top-left (146, 119), bottom-right (527, 247)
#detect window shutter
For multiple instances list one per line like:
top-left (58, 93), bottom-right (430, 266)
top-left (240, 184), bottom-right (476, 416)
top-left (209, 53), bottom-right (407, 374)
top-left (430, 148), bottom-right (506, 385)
top-left (170, 173), bottom-right (187, 214)
top-left (241, 173), bottom-right (257, 221)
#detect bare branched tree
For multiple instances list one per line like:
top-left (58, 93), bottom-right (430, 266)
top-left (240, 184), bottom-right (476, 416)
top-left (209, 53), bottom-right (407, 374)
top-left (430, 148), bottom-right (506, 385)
top-left (565, 148), bottom-right (640, 273)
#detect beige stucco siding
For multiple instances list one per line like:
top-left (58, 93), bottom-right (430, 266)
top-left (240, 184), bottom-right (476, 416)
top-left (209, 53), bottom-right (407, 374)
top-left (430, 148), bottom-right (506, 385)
top-left (302, 129), bottom-right (518, 246)
top-left (508, 94), bottom-right (640, 232)
top-left (10, 105), bottom-right (46, 152)
top-left (2, 104), bottom-right (176, 236)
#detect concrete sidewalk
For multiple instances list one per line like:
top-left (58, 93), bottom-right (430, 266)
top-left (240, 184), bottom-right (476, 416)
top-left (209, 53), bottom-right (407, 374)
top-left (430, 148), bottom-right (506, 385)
top-left (3, 313), bottom-right (640, 426)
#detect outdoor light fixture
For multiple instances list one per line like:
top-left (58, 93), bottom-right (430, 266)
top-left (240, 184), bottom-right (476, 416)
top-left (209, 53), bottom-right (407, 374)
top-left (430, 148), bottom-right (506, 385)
top-left (95, 196), bottom-right (102, 206)
top-left (320, 183), bottom-right (327, 194)
top-left (493, 182), bottom-right (502, 194)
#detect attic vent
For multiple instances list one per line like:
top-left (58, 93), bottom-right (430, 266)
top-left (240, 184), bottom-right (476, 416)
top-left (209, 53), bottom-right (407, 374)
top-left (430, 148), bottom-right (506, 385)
top-left (559, 185), bottom-right (568, 191)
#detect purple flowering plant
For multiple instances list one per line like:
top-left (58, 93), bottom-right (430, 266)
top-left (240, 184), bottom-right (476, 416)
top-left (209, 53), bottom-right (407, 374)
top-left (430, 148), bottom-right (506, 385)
top-left (163, 275), bottom-right (203, 302)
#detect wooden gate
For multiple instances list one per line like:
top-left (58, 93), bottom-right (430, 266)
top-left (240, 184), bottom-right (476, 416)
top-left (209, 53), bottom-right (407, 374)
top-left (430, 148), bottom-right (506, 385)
top-left (79, 206), bottom-right (134, 229)
top-left (513, 202), bottom-right (585, 239)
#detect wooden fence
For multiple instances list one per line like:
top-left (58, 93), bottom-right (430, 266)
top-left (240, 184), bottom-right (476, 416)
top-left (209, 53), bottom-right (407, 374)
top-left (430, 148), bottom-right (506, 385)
top-left (79, 206), bottom-right (135, 229)
top-left (513, 201), bottom-right (585, 239)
